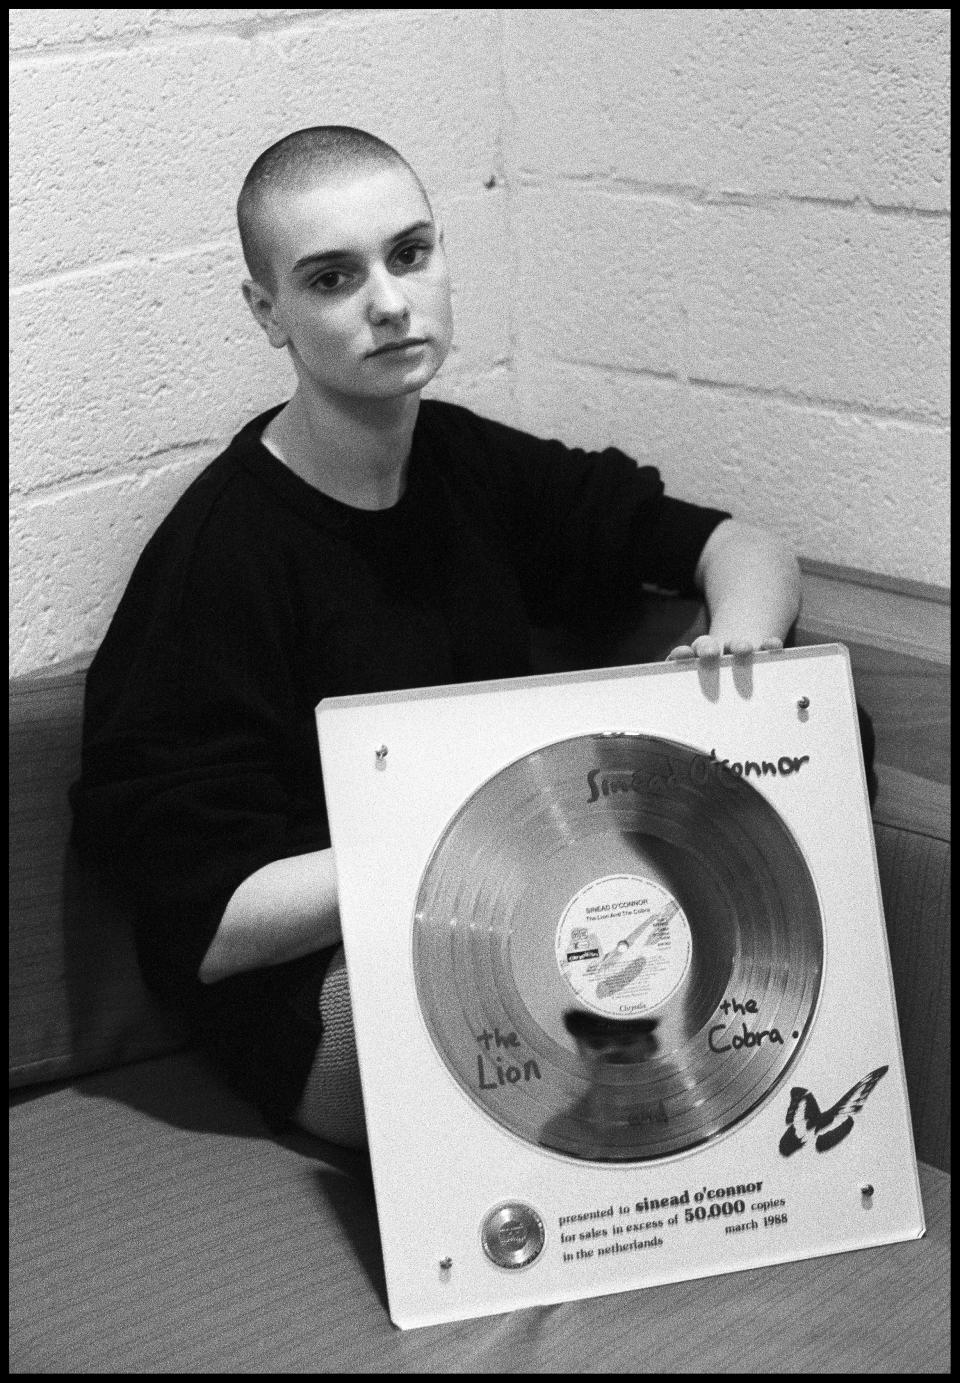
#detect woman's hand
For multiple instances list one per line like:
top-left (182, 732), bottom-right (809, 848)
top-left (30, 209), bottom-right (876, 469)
top-left (666, 634), bottom-right (785, 662)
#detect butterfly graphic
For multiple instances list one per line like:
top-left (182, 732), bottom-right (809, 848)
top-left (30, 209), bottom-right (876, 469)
top-left (779, 1065), bottom-right (889, 1157)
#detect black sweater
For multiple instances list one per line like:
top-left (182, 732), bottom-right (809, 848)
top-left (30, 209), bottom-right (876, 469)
top-left (71, 398), bottom-right (730, 1127)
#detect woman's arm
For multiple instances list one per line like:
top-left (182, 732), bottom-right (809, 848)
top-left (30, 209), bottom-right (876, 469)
top-left (198, 847), bottom-right (341, 984)
top-left (667, 518), bottom-right (801, 660)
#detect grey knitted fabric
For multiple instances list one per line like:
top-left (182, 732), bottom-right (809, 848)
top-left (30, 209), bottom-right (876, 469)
top-left (292, 946), bottom-right (367, 1149)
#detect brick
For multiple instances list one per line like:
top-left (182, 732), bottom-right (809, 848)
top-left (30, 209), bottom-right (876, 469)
top-left (685, 205), bottom-right (950, 420)
top-left (850, 9), bottom-right (951, 211)
top-left (513, 186), bottom-right (687, 372)
top-left (672, 390), bottom-right (949, 585)
top-left (10, 461), bottom-right (213, 675)
top-left (10, 39), bottom-right (254, 282)
top-left (511, 356), bottom-right (684, 462)
top-left (433, 188), bottom-right (512, 371)
top-left (10, 246), bottom-right (292, 495)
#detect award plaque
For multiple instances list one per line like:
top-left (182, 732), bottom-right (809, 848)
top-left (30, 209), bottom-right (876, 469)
top-left (316, 646), bottom-right (924, 1329)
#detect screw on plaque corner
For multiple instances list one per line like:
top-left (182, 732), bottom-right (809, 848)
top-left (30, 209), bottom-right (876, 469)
top-left (375, 744), bottom-right (388, 769)
top-left (797, 696), bottom-right (811, 711)
top-left (860, 1184), bottom-right (875, 1208)
top-left (439, 1257), bottom-right (453, 1273)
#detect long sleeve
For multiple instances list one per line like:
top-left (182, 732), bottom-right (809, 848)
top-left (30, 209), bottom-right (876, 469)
top-left (426, 404), bottom-right (732, 628)
top-left (72, 452), bottom-right (328, 994)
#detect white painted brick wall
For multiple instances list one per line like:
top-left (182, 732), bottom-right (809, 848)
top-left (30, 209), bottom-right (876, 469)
top-left (504, 8), bottom-right (950, 590)
top-left (9, 9), bottom-right (950, 674)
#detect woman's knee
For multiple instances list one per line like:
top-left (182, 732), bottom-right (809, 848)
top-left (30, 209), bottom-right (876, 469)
top-left (292, 947), bottom-right (367, 1148)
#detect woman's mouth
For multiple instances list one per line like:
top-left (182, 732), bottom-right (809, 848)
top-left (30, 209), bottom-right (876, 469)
top-left (368, 338), bottom-right (428, 357)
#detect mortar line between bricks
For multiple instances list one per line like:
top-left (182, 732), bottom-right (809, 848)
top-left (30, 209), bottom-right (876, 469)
top-left (518, 176), bottom-right (950, 220)
top-left (549, 358), bottom-right (949, 429)
top-left (685, 377), bottom-right (949, 428)
top-left (7, 12), bottom-right (377, 65)
top-left (12, 450), bottom-right (219, 508)
top-left (11, 240), bottom-right (240, 294)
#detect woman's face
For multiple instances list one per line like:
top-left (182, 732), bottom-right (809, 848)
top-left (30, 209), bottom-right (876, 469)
top-left (250, 166), bottom-right (454, 403)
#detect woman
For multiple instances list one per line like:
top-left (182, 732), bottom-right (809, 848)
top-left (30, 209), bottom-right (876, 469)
top-left (71, 127), bottom-right (805, 1147)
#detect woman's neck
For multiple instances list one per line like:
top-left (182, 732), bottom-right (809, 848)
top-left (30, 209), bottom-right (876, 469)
top-left (263, 387), bottom-right (421, 510)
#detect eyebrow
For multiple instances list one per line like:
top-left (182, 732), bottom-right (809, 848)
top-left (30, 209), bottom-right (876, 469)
top-left (292, 220), bottom-right (435, 273)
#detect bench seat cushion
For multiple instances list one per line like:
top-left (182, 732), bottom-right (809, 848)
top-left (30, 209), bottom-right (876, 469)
top-left (9, 1049), bottom-right (951, 1374)
top-left (9, 666), bottom-right (188, 1089)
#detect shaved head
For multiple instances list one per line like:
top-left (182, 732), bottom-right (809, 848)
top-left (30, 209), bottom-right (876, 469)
top-left (237, 126), bottom-right (432, 295)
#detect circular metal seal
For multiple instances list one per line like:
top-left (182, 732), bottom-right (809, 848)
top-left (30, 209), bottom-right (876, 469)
top-left (480, 1202), bottom-right (545, 1270)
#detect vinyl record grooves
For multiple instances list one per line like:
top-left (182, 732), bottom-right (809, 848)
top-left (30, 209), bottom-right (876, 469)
top-left (412, 733), bottom-right (824, 1162)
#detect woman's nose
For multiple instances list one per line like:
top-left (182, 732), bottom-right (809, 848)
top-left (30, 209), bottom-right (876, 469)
top-left (367, 266), bottom-right (409, 319)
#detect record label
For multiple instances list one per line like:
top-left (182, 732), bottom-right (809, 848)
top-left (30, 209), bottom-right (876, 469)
top-left (556, 874), bottom-right (692, 1018)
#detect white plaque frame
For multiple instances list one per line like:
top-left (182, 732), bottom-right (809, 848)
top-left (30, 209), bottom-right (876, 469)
top-left (316, 645), bottom-right (924, 1330)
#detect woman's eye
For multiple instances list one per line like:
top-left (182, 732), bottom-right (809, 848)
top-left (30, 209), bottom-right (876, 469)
top-left (394, 241), bottom-right (432, 268)
top-left (312, 270), bottom-right (348, 292)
